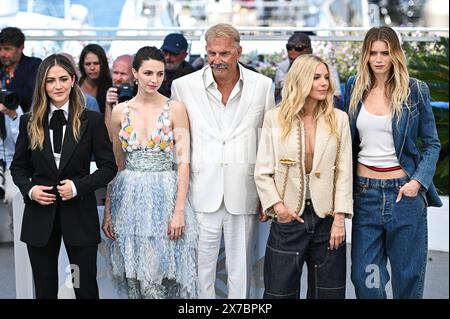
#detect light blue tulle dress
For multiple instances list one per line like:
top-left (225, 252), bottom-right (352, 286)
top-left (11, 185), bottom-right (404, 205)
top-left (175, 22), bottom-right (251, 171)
top-left (108, 100), bottom-right (198, 299)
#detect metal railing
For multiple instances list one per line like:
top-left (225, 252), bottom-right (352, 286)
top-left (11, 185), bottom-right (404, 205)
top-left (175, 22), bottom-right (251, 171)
top-left (20, 26), bottom-right (449, 42)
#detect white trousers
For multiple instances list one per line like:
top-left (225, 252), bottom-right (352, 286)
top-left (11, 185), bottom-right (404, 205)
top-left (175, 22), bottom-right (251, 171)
top-left (4, 169), bottom-right (19, 204)
top-left (196, 202), bottom-right (257, 299)
top-left (0, 169), bottom-right (18, 242)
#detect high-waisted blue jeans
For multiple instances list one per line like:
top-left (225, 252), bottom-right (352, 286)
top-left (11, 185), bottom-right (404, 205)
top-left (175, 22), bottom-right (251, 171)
top-left (351, 176), bottom-right (428, 299)
top-left (263, 200), bottom-right (346, 299)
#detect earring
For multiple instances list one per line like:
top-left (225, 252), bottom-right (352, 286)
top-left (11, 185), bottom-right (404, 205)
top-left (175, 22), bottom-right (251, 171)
top-left (134, 79), bottom-right (138, 85)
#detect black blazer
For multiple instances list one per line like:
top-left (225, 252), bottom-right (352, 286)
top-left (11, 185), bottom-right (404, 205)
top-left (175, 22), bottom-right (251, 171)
top-left (1, 54), bottom-right (42, 113)
top-left (11, 108), bottom-right (117, 247)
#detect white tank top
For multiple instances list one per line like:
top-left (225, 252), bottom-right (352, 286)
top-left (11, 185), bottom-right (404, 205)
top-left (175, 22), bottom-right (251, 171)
top-left (356, 104), bottom-right (400, 168)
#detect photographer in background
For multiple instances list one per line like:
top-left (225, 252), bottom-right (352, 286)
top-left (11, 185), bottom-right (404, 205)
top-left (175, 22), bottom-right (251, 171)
top-left (0, 27), bottom-right (41, 113)
top-left (104, 54), bottom-right (134, 141)
top-left (0, 88), bottom-right (23, 242)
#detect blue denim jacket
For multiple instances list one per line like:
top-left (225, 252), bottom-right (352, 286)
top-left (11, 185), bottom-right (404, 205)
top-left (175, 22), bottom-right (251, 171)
top-left (344, 76), bottom-right (443, 207)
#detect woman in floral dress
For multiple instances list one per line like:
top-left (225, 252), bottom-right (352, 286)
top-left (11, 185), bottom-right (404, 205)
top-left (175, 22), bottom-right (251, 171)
top-left (102, 46), bottom-right (198, 299)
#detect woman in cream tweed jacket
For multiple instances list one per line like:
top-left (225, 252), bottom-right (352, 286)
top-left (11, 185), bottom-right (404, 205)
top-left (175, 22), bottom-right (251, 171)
top-left (254, 54), bottom-right (352, 299)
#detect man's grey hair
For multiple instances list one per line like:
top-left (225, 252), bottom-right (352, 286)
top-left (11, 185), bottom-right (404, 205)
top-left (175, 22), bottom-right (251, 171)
top-left (205, 23), bottom-right (240, 47)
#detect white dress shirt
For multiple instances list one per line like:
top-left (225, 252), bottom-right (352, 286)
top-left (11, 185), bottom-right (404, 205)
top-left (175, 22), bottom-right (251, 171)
top-left (49, 102), bottom-right (69, 168)
top-left (203, 64), bottom-right (243, 137)
top-left (28, 101), bottom-right (77, 200)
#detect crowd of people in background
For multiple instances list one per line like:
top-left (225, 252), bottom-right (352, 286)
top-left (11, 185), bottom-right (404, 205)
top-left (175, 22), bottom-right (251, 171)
top-left (0, 24), bottom-right (442, 300)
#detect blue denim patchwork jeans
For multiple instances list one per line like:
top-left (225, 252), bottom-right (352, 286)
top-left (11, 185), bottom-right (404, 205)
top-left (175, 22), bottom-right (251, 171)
top-left (351, 176), bottom-right (428, 299)
top-left (263, 200), bottom-right (346, 299)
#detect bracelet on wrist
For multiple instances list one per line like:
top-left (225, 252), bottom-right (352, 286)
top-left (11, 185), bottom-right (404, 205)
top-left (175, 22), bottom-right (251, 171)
top-left (265, 206), bottom-right (278, 221)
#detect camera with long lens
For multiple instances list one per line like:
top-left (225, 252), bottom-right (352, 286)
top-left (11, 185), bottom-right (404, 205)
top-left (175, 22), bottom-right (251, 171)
top-left (115, 83), bottom-right (135, 103)
top-left (0, 89), bottom-right (20, 110)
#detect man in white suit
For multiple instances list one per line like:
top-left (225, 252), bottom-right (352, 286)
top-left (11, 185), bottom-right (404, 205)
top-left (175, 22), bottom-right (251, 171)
top-left (171, 23), bottom-right (275, 298)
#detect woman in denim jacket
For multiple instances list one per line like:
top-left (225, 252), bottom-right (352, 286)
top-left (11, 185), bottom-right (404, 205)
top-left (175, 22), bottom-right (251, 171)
top-left (344, 26), bottom-right (442, 299)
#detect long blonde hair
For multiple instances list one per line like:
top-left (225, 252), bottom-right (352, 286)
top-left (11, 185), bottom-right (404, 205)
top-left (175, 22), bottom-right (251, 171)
top-left (348, 26), bottom-right (410, 119)
top-left (29, 54), bottom-right (85, 150)
top-left (278, 54), bottom-right (337, 139)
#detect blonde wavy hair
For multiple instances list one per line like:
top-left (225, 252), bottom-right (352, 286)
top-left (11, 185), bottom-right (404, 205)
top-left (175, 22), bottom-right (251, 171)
top-left (348, 26), bottom-right (409, 120)
top-left (29, 54), bottom-right (85, 150)
top-left (278, 54), bottom-right (337, 140)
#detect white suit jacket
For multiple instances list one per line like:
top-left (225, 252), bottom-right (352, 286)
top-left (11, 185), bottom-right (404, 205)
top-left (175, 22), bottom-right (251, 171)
top-left (171, 64), bottom-right (275, 215)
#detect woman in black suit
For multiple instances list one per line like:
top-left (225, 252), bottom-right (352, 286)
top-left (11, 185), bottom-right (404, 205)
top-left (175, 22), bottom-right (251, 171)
top-left (10, 54), bottom-right (117, 299)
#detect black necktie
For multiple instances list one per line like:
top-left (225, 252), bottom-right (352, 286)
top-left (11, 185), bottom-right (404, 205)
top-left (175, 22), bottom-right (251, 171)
top-left (49, 110), bottom-right (67, 154)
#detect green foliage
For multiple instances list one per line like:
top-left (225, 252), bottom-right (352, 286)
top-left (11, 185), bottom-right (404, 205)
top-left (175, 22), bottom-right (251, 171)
top-left (242, 49), bottom-right (282, 81)
top-left (313, 40), bottom-right (361, 83)
top-left (406, 37), bottom-right (449, 101)
top-left (258, 65), bottom-right (277, 80)
top-left (431, 108), bottom-right (449, 195)
top-left (406, 37), bottom-right (449, 195)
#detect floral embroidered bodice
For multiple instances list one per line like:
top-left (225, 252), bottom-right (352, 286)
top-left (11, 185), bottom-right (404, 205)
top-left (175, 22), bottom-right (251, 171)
top-left (118, 100), bottom-right (174, 171)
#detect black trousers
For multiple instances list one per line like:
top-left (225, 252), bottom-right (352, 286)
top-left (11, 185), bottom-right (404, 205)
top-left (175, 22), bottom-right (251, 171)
top-left (263, 200), bottom-right (346, 299)
top-left (26, 208), bottom-right (99, 299)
